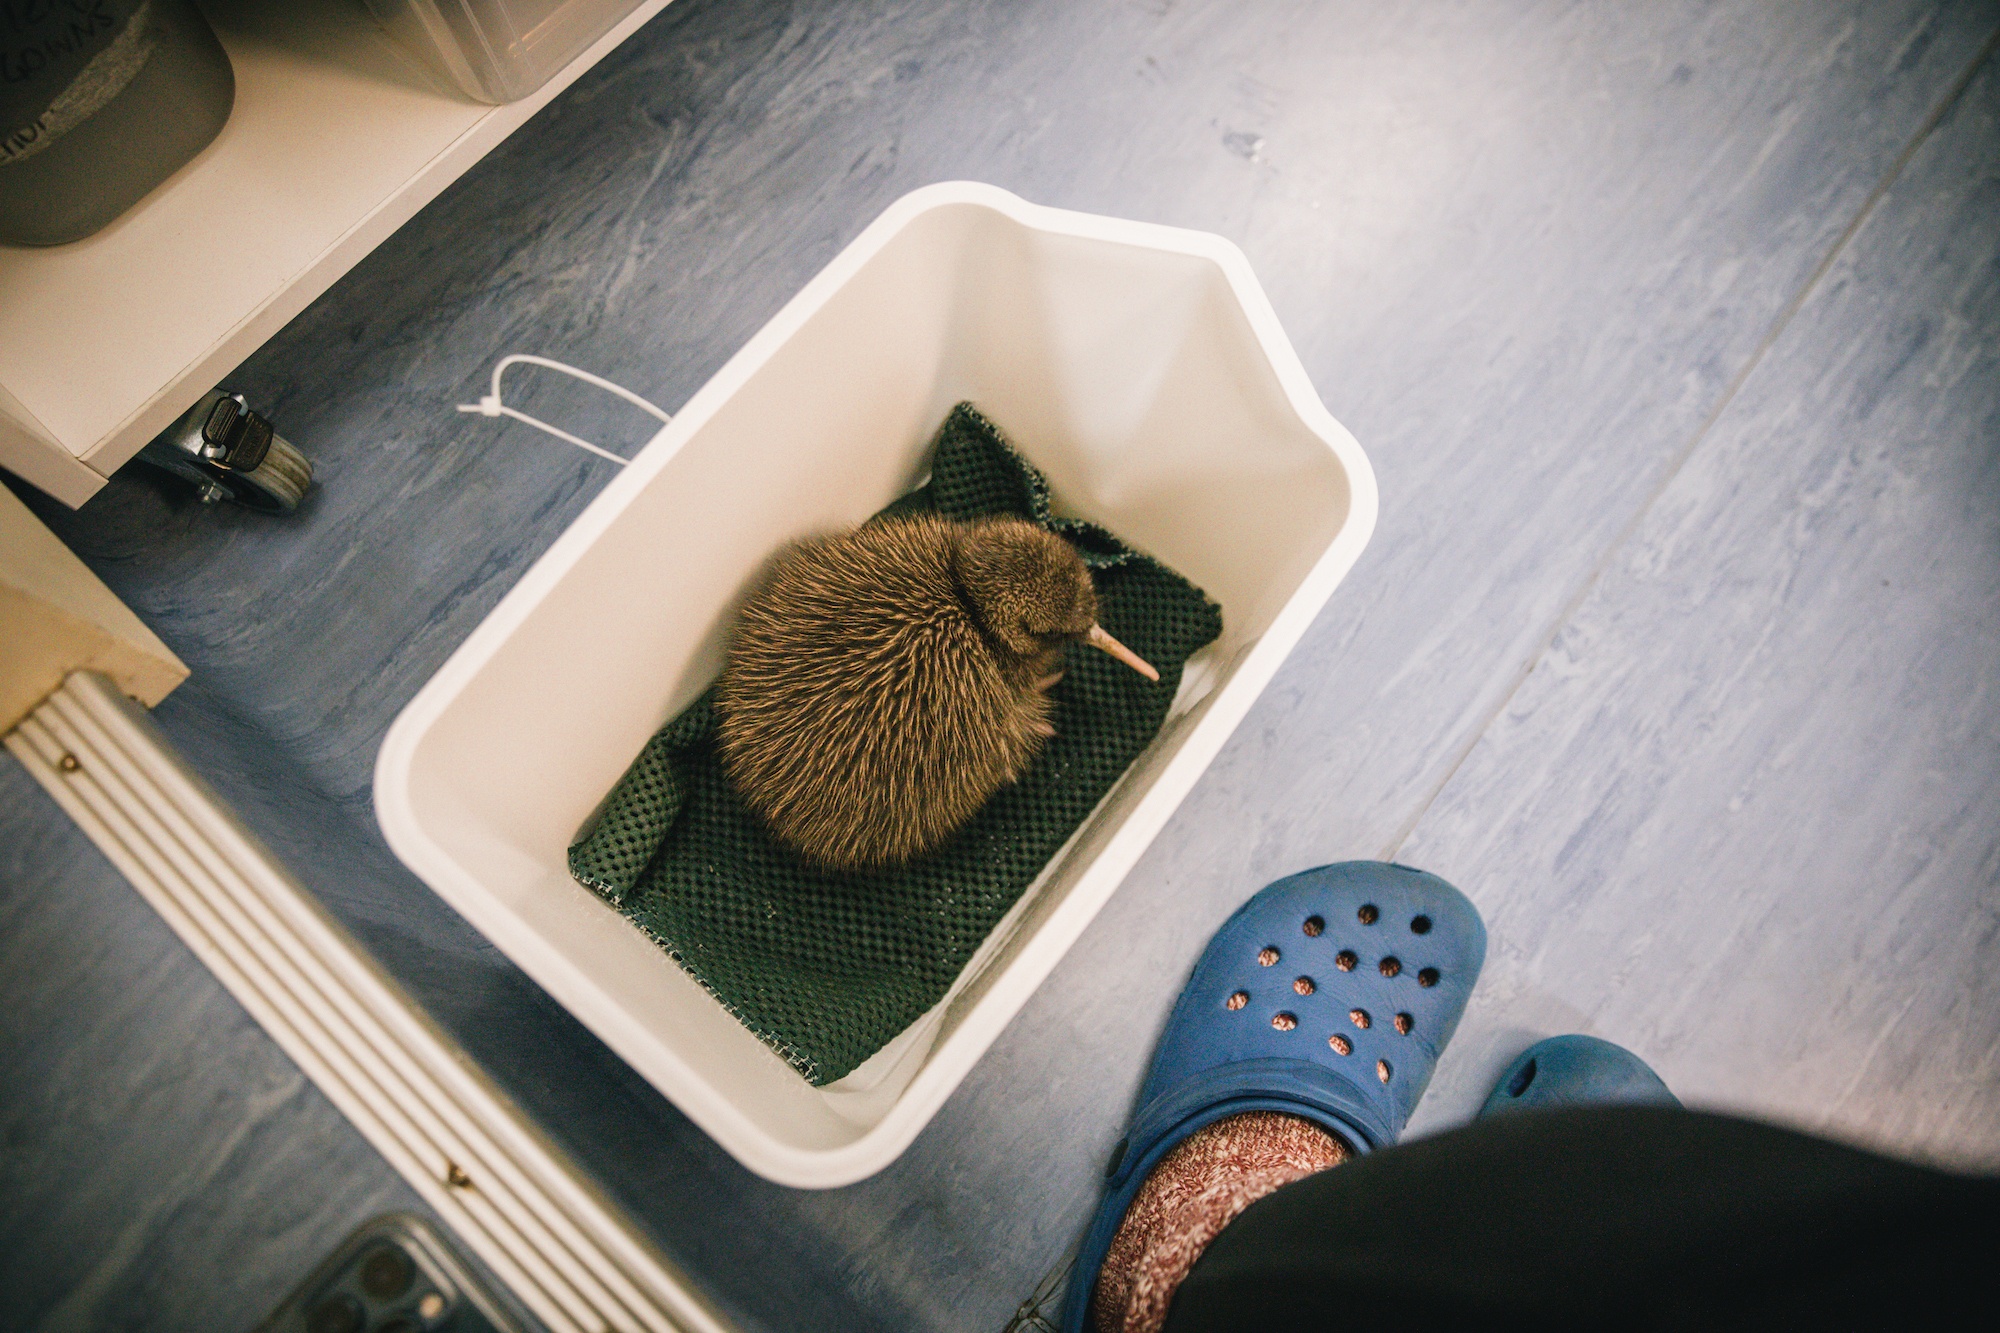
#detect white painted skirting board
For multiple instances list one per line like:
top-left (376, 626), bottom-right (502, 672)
top-left (6, 672), bottom-right (727, 1333)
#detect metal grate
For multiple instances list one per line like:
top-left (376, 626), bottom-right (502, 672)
top-left (7, 672), bottom-right (726, 1333)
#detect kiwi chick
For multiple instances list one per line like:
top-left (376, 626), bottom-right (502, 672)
top-left (715, 513), bottom-right (1159, 871)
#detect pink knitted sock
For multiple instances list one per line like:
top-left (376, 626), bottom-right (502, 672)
top-left (1089, 1111), bottom-right (1349, 1333)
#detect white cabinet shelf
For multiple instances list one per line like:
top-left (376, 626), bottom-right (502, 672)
top-left (0, 0), bottom-right (671, 507)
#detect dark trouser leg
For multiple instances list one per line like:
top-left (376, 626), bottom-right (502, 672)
top-left (1165, 1105), bottom-right (2000, 1330)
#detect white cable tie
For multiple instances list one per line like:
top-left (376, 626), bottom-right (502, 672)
top-left (454, 354), bottom-right (672, 467)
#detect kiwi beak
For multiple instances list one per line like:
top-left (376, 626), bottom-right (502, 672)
top-left (1086, 623), bottom-right (1160, 681)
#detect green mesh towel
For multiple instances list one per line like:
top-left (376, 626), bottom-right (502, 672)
top-left (568, 404), bottom-right (1222, 1084)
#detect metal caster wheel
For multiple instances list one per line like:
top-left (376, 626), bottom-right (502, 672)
top-left (137, 389), bottom-right (313, 513)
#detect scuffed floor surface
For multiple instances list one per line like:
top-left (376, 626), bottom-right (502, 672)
top-left (4, 2), bottom-right (1997, 1329)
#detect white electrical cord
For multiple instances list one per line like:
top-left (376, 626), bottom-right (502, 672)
top-left (456, 354), bottom-right (672, 466)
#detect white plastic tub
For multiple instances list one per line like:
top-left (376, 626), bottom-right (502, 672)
top-left (375, 182), bottom-right (1376, 1187)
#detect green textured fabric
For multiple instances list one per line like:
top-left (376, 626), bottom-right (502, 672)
top-left (568, 404), bottom-right (1223, 1084)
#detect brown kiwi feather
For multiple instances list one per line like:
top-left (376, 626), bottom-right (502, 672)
top-left (716, 512), bottom-right (1097, 870)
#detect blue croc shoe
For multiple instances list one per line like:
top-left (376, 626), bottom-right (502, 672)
top-left (1478, 1034), bottom-right (1679, 1118)
top-left (1061, 861), bottom-right (1486, 1332)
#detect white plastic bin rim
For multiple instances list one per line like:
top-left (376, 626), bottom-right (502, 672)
top-left (374, 181), bottom-right (1377, 1187)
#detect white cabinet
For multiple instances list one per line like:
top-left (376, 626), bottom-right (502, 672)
top-left (0, 0), bottom-right (671, 507)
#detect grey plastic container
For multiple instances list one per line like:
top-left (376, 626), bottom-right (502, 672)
top-left (362, 0), bottom-right (650, 104)
top-left (0, 0), bottom-right (234, 247)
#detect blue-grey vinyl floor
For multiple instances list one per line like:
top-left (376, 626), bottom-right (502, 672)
top-left (4, 1), bottom-right (1998, 1329)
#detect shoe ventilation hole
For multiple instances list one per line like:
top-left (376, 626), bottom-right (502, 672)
top-left (1394, 1012), bottom-right (1413, 1035)
top-left (1377, 1059), bottom-right (1392, 1083)
top-left (1410, 915), bottom-right (1432, 934)
top-left (1226, 990), bottom-right (1249, 1011)
top-left (1303, 915), bottom-right (1324, 937)
top-left (1272, 1012), bottom-right (1298, 1031)
top-left (1417, 967), bottom-right (1440, 987)
top-left (1349, 1008), bottom-right (1371, 1030)
top-left (1379, 956), bottom-right (1401, 978)
top-left (1329, 1034), bottom-right (1352, 1056)
top-left (1258, 947), bottom-right (1280, 967)
top-left (1357, 904), bottom-right (1379, 925)
top-left (1506, 1058), bottom-right (1537, 1097)
top-left (1293, 976), bottom-right (1315, 996)
top-left (1335, 950), bottom-right (1358, 972)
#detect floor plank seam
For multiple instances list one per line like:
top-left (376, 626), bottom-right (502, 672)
top-left (1377, 19), bottom-right (2000, 864)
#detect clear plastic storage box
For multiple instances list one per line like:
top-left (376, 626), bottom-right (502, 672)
top-left (363, 0), bottom-right (651, 103)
